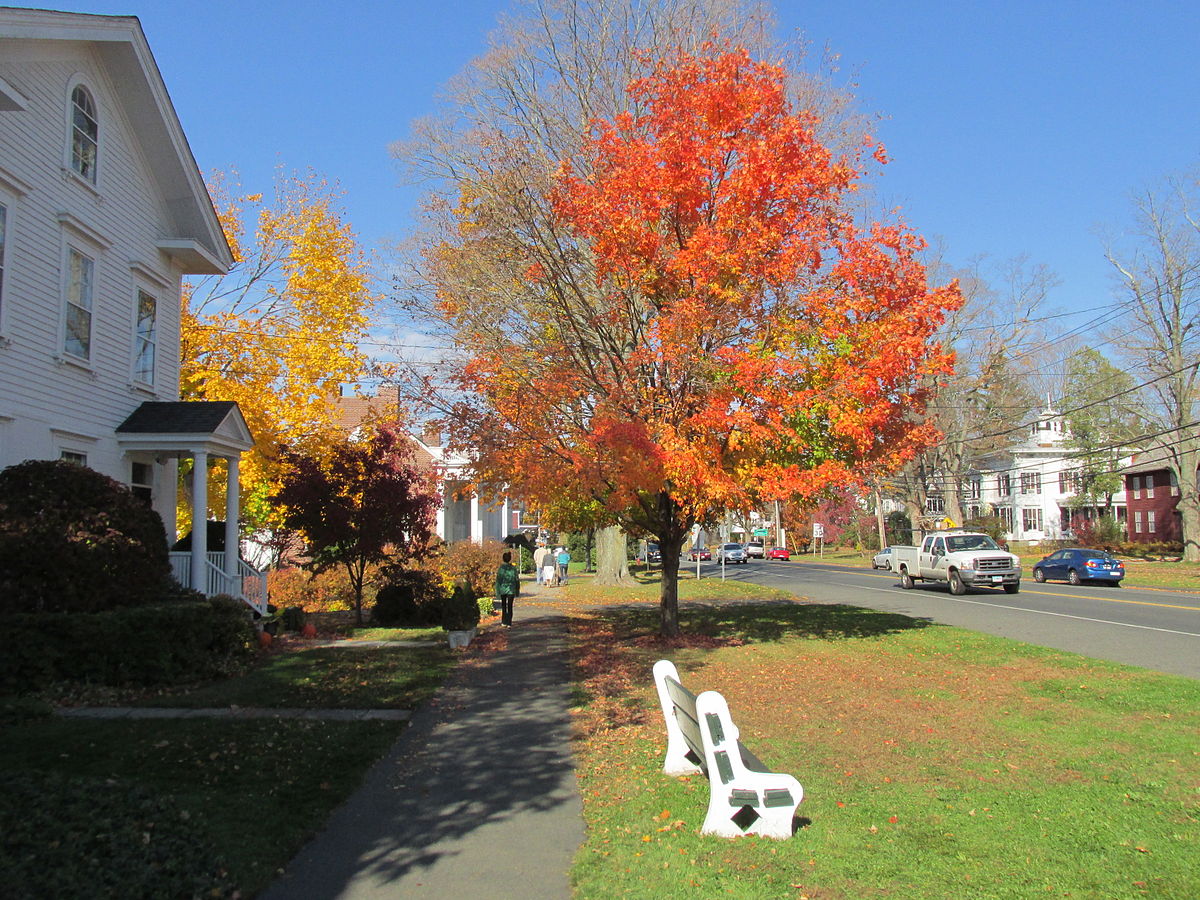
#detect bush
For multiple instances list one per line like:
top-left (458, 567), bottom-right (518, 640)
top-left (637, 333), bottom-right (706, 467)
top-left (438, 539), bottom-right (506, 598)
top-left (280, 606), bottom-right (307, 631)
top-left (372, 570), bottom-right (447, 627)
top-left (441, 580), bottom-right (480, 631)
top-left (0, 599), bottom-right (255, 692)
top-left (0, 459), bottom-right (172, 613)
top-left (266, 565), bottom-right (376, 613)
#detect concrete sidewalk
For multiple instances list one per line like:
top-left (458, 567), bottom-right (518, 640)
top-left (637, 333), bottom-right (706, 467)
top-left (260, 586), bottom-right (585, 899)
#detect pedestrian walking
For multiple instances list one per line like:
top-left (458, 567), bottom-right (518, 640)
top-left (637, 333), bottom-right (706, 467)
top-left (556, 546), bottom-right (571, 585)
top-left (533, 545), bottom-right (549, 586)
top-left (495, 550), bottom-right (521, 627)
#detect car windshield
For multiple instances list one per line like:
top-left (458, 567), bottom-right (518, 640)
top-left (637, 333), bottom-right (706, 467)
top-left (945, 534), bottom-right (1001, 552)
top-left (723, 543), bottom-right (740, 550)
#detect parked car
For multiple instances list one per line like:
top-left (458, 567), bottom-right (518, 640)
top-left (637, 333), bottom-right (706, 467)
top-left (687, 546), bottom-right (711, 561)
top-left (872, 547), bottom-right (894, 570)
top-left (638, 541), bottom-right (661, 564)
top-left (744, 540), bottom-right (765, 559)
top-left (1032, 548), bottom-right (1125, 585)
top-left (767, 546), bottom-right (791, 560)
top-left (716, 542), bottom-right (748, 564)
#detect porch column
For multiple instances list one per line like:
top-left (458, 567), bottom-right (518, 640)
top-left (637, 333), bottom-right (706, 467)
top-left (435, 480), bottom-right (447, 542)
top-left (470, 493), bottom-right (481, 543)
top-left (191, 450), bottom-right (208, 593)
top-left (224, 455), bottom-right (240, 592)
top-left (502, 494), bottom-right (511, 535)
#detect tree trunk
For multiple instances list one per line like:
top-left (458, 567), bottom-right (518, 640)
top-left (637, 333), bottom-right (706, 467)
top-left (1177, 452), bottom-right (1200, 562)
top-left (658, 532), bottom-right (685, 637)
top-left (593, 525), bottom-right (630, 585)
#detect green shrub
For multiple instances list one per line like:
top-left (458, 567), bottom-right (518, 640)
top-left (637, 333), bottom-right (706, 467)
top-left (372, 570), bottom-right (446, 627)
top-left (441, 580), bottom-right (480, 631)
top-left (478, 594), bottom-right (497, 619)
top-left (0, 600), bottom-right (255, 692)
top-left (0, 771), bottom-right (235, 898)
top-left (280, 606), bottom-right (307, 631)
top-left (0, 459), bottom-right (172, 613)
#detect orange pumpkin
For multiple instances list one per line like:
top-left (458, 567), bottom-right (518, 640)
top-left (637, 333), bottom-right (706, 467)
top-left (258, 630), bottom-right (273, 649)
top-left (301, 623), bottom-right (318, 639)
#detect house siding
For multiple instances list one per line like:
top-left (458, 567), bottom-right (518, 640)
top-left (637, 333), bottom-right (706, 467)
top-left (0, 31), bottom-right (196, 531)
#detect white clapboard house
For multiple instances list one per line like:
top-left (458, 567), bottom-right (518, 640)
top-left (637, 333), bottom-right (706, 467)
top-left (0, 9), bottom-right (265, 610)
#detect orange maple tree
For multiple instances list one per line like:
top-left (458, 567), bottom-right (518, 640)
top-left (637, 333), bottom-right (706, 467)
top-left (438, 42), bottom-right (960, 635)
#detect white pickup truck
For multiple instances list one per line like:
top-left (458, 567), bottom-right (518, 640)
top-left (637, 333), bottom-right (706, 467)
top-left (892, 531), bottom-right (1021, 595)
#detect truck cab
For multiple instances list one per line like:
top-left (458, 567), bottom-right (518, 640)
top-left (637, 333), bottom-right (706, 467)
top-left (893, 531), bottom-right (1021, 595)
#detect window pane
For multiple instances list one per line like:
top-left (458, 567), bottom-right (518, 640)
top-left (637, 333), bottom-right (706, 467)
top-left (64, 249), bottom-right (93, 359)
top-left (71, 86), bottom-right (98, 183)
top-left (134, 290), bottom-right (156, 383)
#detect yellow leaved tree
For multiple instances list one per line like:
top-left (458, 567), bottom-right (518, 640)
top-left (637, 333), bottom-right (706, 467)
top-left (180, 170), bottom-right (377, 534)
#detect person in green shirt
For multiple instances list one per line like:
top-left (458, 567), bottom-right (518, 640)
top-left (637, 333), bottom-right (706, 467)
top-left (495, 550), bottom-right (521, 627)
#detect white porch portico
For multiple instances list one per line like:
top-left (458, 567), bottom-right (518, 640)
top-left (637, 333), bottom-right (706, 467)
top-left (116, 401), bottom-right (264, 612)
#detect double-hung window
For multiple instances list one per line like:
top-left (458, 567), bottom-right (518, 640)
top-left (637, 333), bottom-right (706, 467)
top-left (133, 289), bottom-right (157, 385)
top-left (70, 84), bottom-right (98, 184)
top-left (63, 246), bottom-right (94, 360)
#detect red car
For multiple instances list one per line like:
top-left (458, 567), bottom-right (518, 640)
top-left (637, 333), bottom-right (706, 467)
top-left (687, 547), bottom-right (711, 561)
top-left (767, 546), bottom-right (791, 560)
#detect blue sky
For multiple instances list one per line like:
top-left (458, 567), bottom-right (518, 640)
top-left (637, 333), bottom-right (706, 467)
top-left (38, 0), bottom-right (1200, 322)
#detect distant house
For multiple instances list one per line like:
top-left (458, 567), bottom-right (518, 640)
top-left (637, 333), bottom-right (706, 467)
top-left (334, 388), bottom-right (516, 543)
top-left (1121, 447), bottom-right (1185, 544)
top-left (972, 406), bottom-right (1129, 542)
top-left (0, 10), bottom-right (262, 608)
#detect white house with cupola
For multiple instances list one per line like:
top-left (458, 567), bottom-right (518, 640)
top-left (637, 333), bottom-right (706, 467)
top-left (968, 405), bottom-right (1129, 542)
top-left (0, 9), bottom-right (263, 610)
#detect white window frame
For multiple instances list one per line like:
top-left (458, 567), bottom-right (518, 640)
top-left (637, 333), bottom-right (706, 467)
top-left (67, 78), bottom-right (99, 186)
top-left (1020, 472), bottom-right (1041, 495)
top-left (60, 449), bottom-right (88, 467)
top-left (1133, 510), bottom-right (1142, 534)
top-left (132, 286), bottom-right (157, 387)
top-left (1146, 477), bottom-right (1155, 499)
top-left (1131, 475), bottom-right (1141, 499)
top-left (1021, 507), bottom-right (1043, 533)
top-left (62, 243), bottom-right (96, 362)
top-left (1147, 510), bottom-right (1156, 534)
top-left (130, 459), bottom-right (154, 505)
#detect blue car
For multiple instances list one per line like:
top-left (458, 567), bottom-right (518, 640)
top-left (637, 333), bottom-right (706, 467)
top-left (1032, 548), bottom-right (1125, 585)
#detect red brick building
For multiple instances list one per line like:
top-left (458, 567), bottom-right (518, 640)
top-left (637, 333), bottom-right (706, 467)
top-left (1121, 448), bottom-right (1183, 544)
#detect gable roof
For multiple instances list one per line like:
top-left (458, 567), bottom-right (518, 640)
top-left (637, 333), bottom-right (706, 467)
top-left (0, 7), bottom-right (232, 273)
top-left (117, 401), bottom-right (253, 455)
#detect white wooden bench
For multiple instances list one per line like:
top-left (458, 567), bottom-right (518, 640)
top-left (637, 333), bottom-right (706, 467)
top-left (653, 659), bottom-right (803, 839)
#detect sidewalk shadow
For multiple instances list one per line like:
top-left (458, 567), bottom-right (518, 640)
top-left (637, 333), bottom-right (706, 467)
top-left (262, 610), bottom-right (581, 898)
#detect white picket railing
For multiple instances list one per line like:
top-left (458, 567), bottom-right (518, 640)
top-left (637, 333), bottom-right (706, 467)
top-left (169, 552), bottom-right (268, 615)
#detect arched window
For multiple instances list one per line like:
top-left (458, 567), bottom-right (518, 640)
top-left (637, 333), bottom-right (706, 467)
top-left (70, 84), bottom-right (98, 183)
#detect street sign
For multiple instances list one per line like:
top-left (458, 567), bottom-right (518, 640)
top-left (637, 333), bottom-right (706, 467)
top-left (753, 527), bottom-right (768, 537)
top-left (812, 523), bottom-right (825, 538)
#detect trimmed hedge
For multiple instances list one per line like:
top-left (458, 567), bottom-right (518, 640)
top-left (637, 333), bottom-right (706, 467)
top-left (0, 459), bottom-right (172, 613)
top-left (1, 598), bottom-right (255, 692)
top-left (372, 569), bottom-right (446, 627)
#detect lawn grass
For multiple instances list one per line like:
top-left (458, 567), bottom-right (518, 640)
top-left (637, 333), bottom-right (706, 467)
top-left (568, 598), bottom-right (1200, 899)
top-left (0, 628), bottom-right (462, 897)
top-left (0, 716), bottom-right (404, 897)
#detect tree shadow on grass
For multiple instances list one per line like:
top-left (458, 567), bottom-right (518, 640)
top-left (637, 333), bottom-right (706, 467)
top-left (598, 601), bottom-right (933, 644)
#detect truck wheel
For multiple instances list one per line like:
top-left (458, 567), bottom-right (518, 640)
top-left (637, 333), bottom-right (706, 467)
top-left (1003, 583), bottom-right (1020, 594)
top-left (899, 568), bottom-right (914, 589)
top-left (948, 570), bottom-right (967, 595)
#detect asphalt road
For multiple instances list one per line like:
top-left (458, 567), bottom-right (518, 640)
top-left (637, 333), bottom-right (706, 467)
top-left (692, 557), bottom-right (1200, 680)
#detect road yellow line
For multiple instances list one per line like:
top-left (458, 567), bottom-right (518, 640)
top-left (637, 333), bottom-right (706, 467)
top-left (858, 567), bottom-right (1200, 612)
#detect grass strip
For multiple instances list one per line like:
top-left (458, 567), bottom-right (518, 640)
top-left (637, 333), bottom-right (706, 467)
top-left (569, 598), bottom-right (1200, 899)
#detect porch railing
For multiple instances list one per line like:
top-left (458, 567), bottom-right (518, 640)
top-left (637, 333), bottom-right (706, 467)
top-left (169, 552), bottom-right (268, 616)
